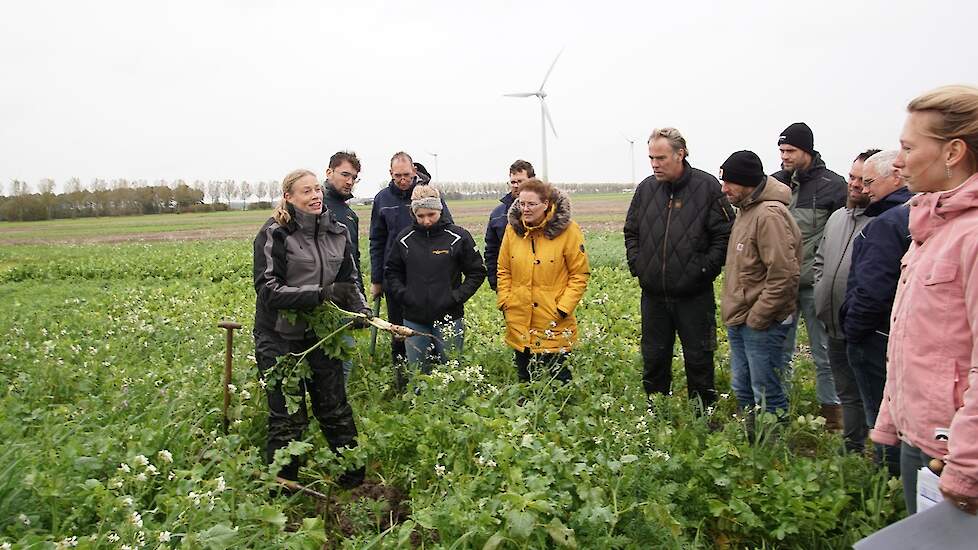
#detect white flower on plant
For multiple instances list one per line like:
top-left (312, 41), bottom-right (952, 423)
top-left (167, 472), bottom-right (175, 481)
top-left (258, 378), bottom-right (267, 389)
top-left (135, 472), bottom-right (148, 482)
top-left (157, 449), bottom-right (173, 464)
top-left (119, 462), bottom-right (131, 473)
top-left (146, 464), bottom-right (159, 476)
top-left (55, 536), bottom-right (78, 549)
top-left (649, 450), bottom-right (671, 461)
top-left (107, 532), bottom-right (120, 542)
top-left (227, 384), bottom-right (237, 394)
top-left (120, 545), bottom-right (134, 550)
top-left (240, 389), bottom-right (251, 400)
top-left (121, 496), bottom-right (134, 507)
top-left (158, 531), bottom-right (171, 542)
top-left (434, 464), bottom-right (446, 477)
top-left (1, 542), bottom-right (11, 550)
top-left (214, 475), bottom-right (226, 493)
top-left (130, 511), bottom-right (143, 528)
top-left (720, 393), bottom-right (730, 399)
top-left (18, 513), bottom-right (30, 526)
top-left (486, 459), bottom-right (497, 468)
top-left (549, 320), bottom-right (558, 328)
top-left (109, 478), bottom-right (123, 489)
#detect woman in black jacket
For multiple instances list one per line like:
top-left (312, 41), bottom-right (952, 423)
top-left (252, 168), bottom-right (372, 488)
top-left (384, 186), bottom-right (487, 374)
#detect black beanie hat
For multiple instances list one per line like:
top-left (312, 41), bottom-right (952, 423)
top-left (778, 122), bottom-right (815, 156)
top-left (719, 150), bottom-right (766, 187)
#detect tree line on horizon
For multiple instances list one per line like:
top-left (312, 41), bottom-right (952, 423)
top-left (0, 178), bottom-right (634, 222)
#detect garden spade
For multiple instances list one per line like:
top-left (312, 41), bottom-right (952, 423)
top-left (218, 320), bottom-right (242, 434)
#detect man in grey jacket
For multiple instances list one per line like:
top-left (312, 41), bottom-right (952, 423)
top-left (772, 122), bottom-right (847, 427)
top-left (813, 149), bottom-right (878, 451)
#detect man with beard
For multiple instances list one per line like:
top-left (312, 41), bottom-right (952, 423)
top-left (812, 149), bottom-right (879, 451)
top-left (773, 122), bottom-right (846, 428)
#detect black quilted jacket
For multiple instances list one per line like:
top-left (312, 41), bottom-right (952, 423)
top-left (624, 161), bottom-right (735, 297)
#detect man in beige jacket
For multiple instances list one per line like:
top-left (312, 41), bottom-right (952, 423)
top-left (719, 151), bottom-right (803, 415)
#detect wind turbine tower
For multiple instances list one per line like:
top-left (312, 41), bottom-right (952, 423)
top-left (504, 51), bottom-right (562, 183)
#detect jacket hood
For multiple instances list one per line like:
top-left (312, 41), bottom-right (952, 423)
top-left (507, 189), bottom-right (572, 239)
top-left (773, 152), bottom-right (826, 186)
top-left (735, 176), bottom-right (790, 209)
top-left (865, 186), bottom-right (912, 217)
top-left (909, 172), bottom-right (978, 243)
top-left (325, 183), bottom-right (352, 202)
top-left (413, 162), bottom-right (432, 184)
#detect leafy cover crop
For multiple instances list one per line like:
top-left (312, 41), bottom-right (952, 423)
top-left (0, 236), bottom-right (902, 549)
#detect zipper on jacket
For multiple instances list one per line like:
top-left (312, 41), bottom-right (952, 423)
top-left (661, 191), bottom-right (674, 295)
top-left (313, 216), bottom-right (327, 289)
top-left (827, 219), bottom-right (858, 336)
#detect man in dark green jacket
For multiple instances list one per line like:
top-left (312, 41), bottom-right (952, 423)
top-left (772, 122), bottom-right (846, 426)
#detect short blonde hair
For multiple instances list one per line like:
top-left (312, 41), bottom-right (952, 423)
top-left (273, 169), bottom-right (316, 225)
top-left (908, 85), bottom-right (978, 164)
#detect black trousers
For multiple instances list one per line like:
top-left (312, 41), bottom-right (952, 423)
top-left (257, 336), bottom-right (359, 481)
top-left (385, 289), bottom-right (407, 364)
top-left (640, 288), bottom-right (717, 406)
top-left (515, 348), bottom-right (570, 383)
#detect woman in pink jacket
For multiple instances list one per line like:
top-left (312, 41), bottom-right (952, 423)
top-left (872, 85), bottom-right (978, 515)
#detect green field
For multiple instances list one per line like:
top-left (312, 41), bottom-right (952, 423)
top-left (0, 211), bottom-right (902, 548)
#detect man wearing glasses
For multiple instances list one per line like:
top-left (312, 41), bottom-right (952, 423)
top-left (369, 151), bottom-right (452, 368)
top-left (324, 151), bottom-right (365, 292)
top-left (840, 149), bottom-right (911, 475)
top-left (485, 159), bottom-right (535, 291)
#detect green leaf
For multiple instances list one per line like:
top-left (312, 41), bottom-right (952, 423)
top-left (258, 505), bottom-right (287, 528)
top-left (483, 531), bottom-right (507, 550)
top-left (546, 518), bottom-right (578, 548)
top-left (197, 523), bottom-right (238, 550)
top-left (505, 509), bottom-right (536, 539)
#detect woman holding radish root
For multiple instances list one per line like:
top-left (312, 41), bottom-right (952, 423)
top-left (252, 168), bottom-right (373, 490)
top-left (496, 178), bottom-right (590, 383)
top-left (384, 185), bottom-right (487, 375)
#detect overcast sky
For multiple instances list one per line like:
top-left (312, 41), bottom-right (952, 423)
top-left (2, 0), bottom-right (976, 197)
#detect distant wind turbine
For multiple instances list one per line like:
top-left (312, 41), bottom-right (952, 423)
top-left (427, 152), bottom-right (439, 184)
top-left (622, 134), bottom-right (636, 186)
top-left (504, 51), bottom-right (562, 183)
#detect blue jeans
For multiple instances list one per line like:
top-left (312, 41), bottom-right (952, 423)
top-left (403, 318), bottom-right (464, 374)
top-left (728, 320), bottom-right (794, 414)
top-left (900, 442), bottom-right (934, 515)
top-left (783, 286), bottom-right (839, 405)
top-left (848, 331), bottom-right (900, 475)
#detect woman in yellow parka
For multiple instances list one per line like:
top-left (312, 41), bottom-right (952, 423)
top-left (497, 178), bottom-right (590, 382)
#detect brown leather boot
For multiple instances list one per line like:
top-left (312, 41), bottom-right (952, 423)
top-left (820, 403), bottom-right (843, 432)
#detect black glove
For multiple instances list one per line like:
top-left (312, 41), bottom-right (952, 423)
top-left (351, 308), bottom-right (373, 329)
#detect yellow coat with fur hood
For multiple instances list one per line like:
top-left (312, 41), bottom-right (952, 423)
top-left (496, 190), bottom-right (590, 353)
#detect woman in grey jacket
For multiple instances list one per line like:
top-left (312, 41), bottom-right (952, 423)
top-left (253, 169), bottom-right (372, 489)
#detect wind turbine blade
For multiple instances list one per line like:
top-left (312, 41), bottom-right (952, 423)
top-left (504, 92), bottom-right (538, 98)
top-left (538, 49), bottom-right (563, 92)
top-left (542, 100), bottom-right (557, 138)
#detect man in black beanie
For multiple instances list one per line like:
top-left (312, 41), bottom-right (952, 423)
top-left (720, 150), bottom-right (802, 417)
top-left (772, 122), bottom-right (846, 429)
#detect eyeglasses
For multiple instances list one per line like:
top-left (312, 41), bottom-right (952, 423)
top-left (392, 172), bottom-right (414, 180)
top-left (509, 180), bottom-right (521, 186)
top-left (863, 177), bottom-right (877, 186)
top-left (337, 171), bottom-right (360, 184)
top-left (519, 201), bottom-right (543, 209)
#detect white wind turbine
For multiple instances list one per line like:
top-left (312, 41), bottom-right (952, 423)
top-left (622, 134), bottom-right (637, 186)
top-left (504, 51), bottom-right (562, 183)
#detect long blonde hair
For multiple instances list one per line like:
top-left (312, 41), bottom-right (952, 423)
top-left (907, 85), bottom-right (978, 169)
top-left (273, 169), bottom-right (317, 225)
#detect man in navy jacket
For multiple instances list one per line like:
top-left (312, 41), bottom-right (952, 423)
top-left (841, 150), bottom-right (911, 474)
top-left (369, 152), bottom-right (452, 366)
top-left (484, 160), bottom-right (534, 291)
